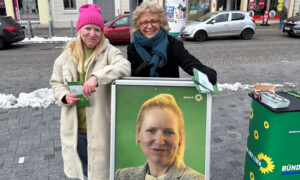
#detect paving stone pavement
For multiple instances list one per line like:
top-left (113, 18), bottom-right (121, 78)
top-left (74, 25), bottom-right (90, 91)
top-left (0, 91), bottom-right (252, 180)
top-left (1, 24), bottom-right (300, 180)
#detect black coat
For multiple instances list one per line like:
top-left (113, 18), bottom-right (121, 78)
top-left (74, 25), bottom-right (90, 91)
top-left (127, 35), bottom-right (214, 78)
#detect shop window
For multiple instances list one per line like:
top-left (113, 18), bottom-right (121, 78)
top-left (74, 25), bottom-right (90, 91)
top-left (188, 0), bottom-right (210, 21)
top-left (293, 0), bottom-right (300, 16)
top-left (0, 0), bottom-right (6, 16)
top-left (64, 0), bottom-right (76, 10)
top-left (231, 13), bottom-right (245, 21)
top-left (18, 0), bottom-right (39, 21)
top-left (250, 0), bottom-right (290, 18)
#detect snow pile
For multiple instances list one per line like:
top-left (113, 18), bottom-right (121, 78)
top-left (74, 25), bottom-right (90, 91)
top-left (16, 88), bottom-right (56, 108)
top-left (218, 82), bottom-right (253, 91)
top-left (218, 82), bottom-right (294, 91)
top-left (0, 93), bottom-right (18, 108)
top-left (0, 82), bottom-right (296, 109)
top-left (19, 36), bottom-right (74, 44)
top-left (0, 88), bottom-right (56, 109)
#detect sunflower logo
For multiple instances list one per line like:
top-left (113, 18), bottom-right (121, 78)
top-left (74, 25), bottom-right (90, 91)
top-left (264, 121), bottom-right (269, 129)
top-left (250, 172), bottom-right (254, 180)
top-left (257, 153), bottom-right (275, 174)
top-left (250, 108), bottom-right (254, 119)
top-left (254, 130), bottom-right (259, 140)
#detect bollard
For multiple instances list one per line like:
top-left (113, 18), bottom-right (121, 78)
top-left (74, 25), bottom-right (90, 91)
top-left (27, 20), bottom-right (33, 40)
top-left (70, 20), bottom-right (75, 38)
top-left (49, 20), bottom-right (53, 39)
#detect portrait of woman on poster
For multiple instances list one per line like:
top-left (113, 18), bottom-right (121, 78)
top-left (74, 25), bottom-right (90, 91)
top-left (50, 4), bottom-right (130, 180)
top-left (115, 94), bottom-right (205, 180)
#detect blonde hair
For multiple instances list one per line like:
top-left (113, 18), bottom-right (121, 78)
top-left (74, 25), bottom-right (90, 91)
top-left (136, 94), bottom-right (185, 164)
top-left (131, 1), bottom-right (170, 35)
top-left (65, 30), bottom-right (105, 73)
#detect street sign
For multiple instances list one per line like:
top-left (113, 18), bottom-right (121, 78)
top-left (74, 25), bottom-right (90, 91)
top-left (258, 0), bottom-right (265, 9)
top-left (249, 0), bottom-right (256, 10)
top-left (263, 10), bottom-right (269, 24)
top-left (249, 10), bottom-right (255, 17)
top-left (277, 3), bottom-right (283, 11)
top-left (269, 10), bottom-right (276, 18)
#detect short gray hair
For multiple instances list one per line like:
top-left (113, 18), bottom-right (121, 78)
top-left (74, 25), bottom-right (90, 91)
top-left (131, 1), bottom-right (170, 35)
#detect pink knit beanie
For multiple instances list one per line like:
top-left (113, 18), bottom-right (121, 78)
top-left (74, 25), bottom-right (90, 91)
top-left (76, 4), bottom-right (104, 32)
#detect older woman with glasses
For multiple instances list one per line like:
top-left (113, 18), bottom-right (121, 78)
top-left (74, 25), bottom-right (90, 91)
top-left (127, 1), bottom-right (217, 85)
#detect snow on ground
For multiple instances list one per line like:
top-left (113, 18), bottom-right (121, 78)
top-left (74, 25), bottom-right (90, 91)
top-left (18, 36), bottom-right (74, 44)
top-left (217, 82), bottom-right (293, 91)
top-left (0, 83), bottom-right (295, 109)
top-left (0, 88), bottom-right (55, 109)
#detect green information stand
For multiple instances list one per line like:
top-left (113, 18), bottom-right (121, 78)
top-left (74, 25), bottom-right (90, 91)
top-left (244, 92), bottom-right (300, 180)
top-left (109, 77), bottom-right (212, 180)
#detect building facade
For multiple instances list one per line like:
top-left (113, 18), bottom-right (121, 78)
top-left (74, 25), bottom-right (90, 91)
top-left (2, 0), bottom-right (129, 27)
top-left (1, 0), bottom-right (300, 27)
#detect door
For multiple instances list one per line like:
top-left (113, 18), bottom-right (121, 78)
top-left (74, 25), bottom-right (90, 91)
top-left (109, 15), bottom-right (130, 42)
top-left (228, 13), bottom-right (245, 35)
top-left (208, 13), bottom-right (230, 36)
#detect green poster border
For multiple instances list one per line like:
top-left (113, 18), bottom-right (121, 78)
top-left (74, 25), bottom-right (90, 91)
top-left (110, 78), bottom-right (211, 180)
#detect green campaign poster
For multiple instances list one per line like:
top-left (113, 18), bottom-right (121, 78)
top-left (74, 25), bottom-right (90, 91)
top-left (110, 78), bottom-right (211, 180)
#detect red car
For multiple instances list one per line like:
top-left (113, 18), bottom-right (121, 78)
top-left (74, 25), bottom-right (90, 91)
top-left (104, 13), bottom-right (130, 43)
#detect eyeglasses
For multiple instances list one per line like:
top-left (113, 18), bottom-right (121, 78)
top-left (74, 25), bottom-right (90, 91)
top-left (140, 20), bottom-right (159, 27)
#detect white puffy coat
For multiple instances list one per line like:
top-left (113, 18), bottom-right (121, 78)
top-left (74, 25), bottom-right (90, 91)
top-left (50, 39), bottom-right (130, 180)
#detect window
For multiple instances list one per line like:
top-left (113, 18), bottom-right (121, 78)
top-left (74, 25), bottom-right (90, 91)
top-left (18, 0), bottom-right (39, 21)
top-left (292, 0), bottom-right (300, 16)
top-left (214, 13), bottom-right (229, 23)
top-left (231, 13), bottom-right (245, 21)
top-left (0, 0), bottom-right (5, 16)
top-left (64, 0), bottom-right (76, 10)
top-left (113, 16), bottom-right (129, 27)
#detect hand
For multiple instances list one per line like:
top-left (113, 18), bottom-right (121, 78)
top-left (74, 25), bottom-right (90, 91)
top-left (202, 67), bottom-right (217, 85)
top-left (82, 76), bottom-right (98, 96)
top-left (65, 93), bottom-right (80, 105)
top-left (135, 62), bottom-right (154, 77)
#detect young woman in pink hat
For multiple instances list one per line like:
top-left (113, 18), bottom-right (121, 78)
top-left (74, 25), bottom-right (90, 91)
top-left (50, 4), bottom-right (130, 180)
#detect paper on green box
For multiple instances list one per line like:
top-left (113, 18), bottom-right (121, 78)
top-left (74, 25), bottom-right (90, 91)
top-left (67, 81), bottom-right (90, 107)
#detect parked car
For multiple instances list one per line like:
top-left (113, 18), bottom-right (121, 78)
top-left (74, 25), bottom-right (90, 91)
top-left (180, 11), bottom-right (256, 41)
top-left (282, 15), bottom-right (300, 37)
top-left (104, 13), bottom-right (130, 43)
top-left (0, 16), bottom-right (25, 49)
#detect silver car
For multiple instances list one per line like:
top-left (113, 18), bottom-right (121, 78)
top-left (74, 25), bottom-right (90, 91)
top-left (180, 11), bottom-right (256, 41)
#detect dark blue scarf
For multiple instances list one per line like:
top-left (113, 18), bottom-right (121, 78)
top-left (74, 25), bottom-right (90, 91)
top-left (133, 29), bottom-right (169, 77)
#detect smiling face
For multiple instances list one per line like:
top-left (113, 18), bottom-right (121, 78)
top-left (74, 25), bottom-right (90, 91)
top-left (137, 107), bottom-right (180, 167)
top-left (139, 12), bottom-right (161, 39)
top-left (79, 24), bottom-right (103, 49)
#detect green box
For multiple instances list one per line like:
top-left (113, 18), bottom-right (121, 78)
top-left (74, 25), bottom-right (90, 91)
top-left (244, 94), bottom-right (300, 180)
